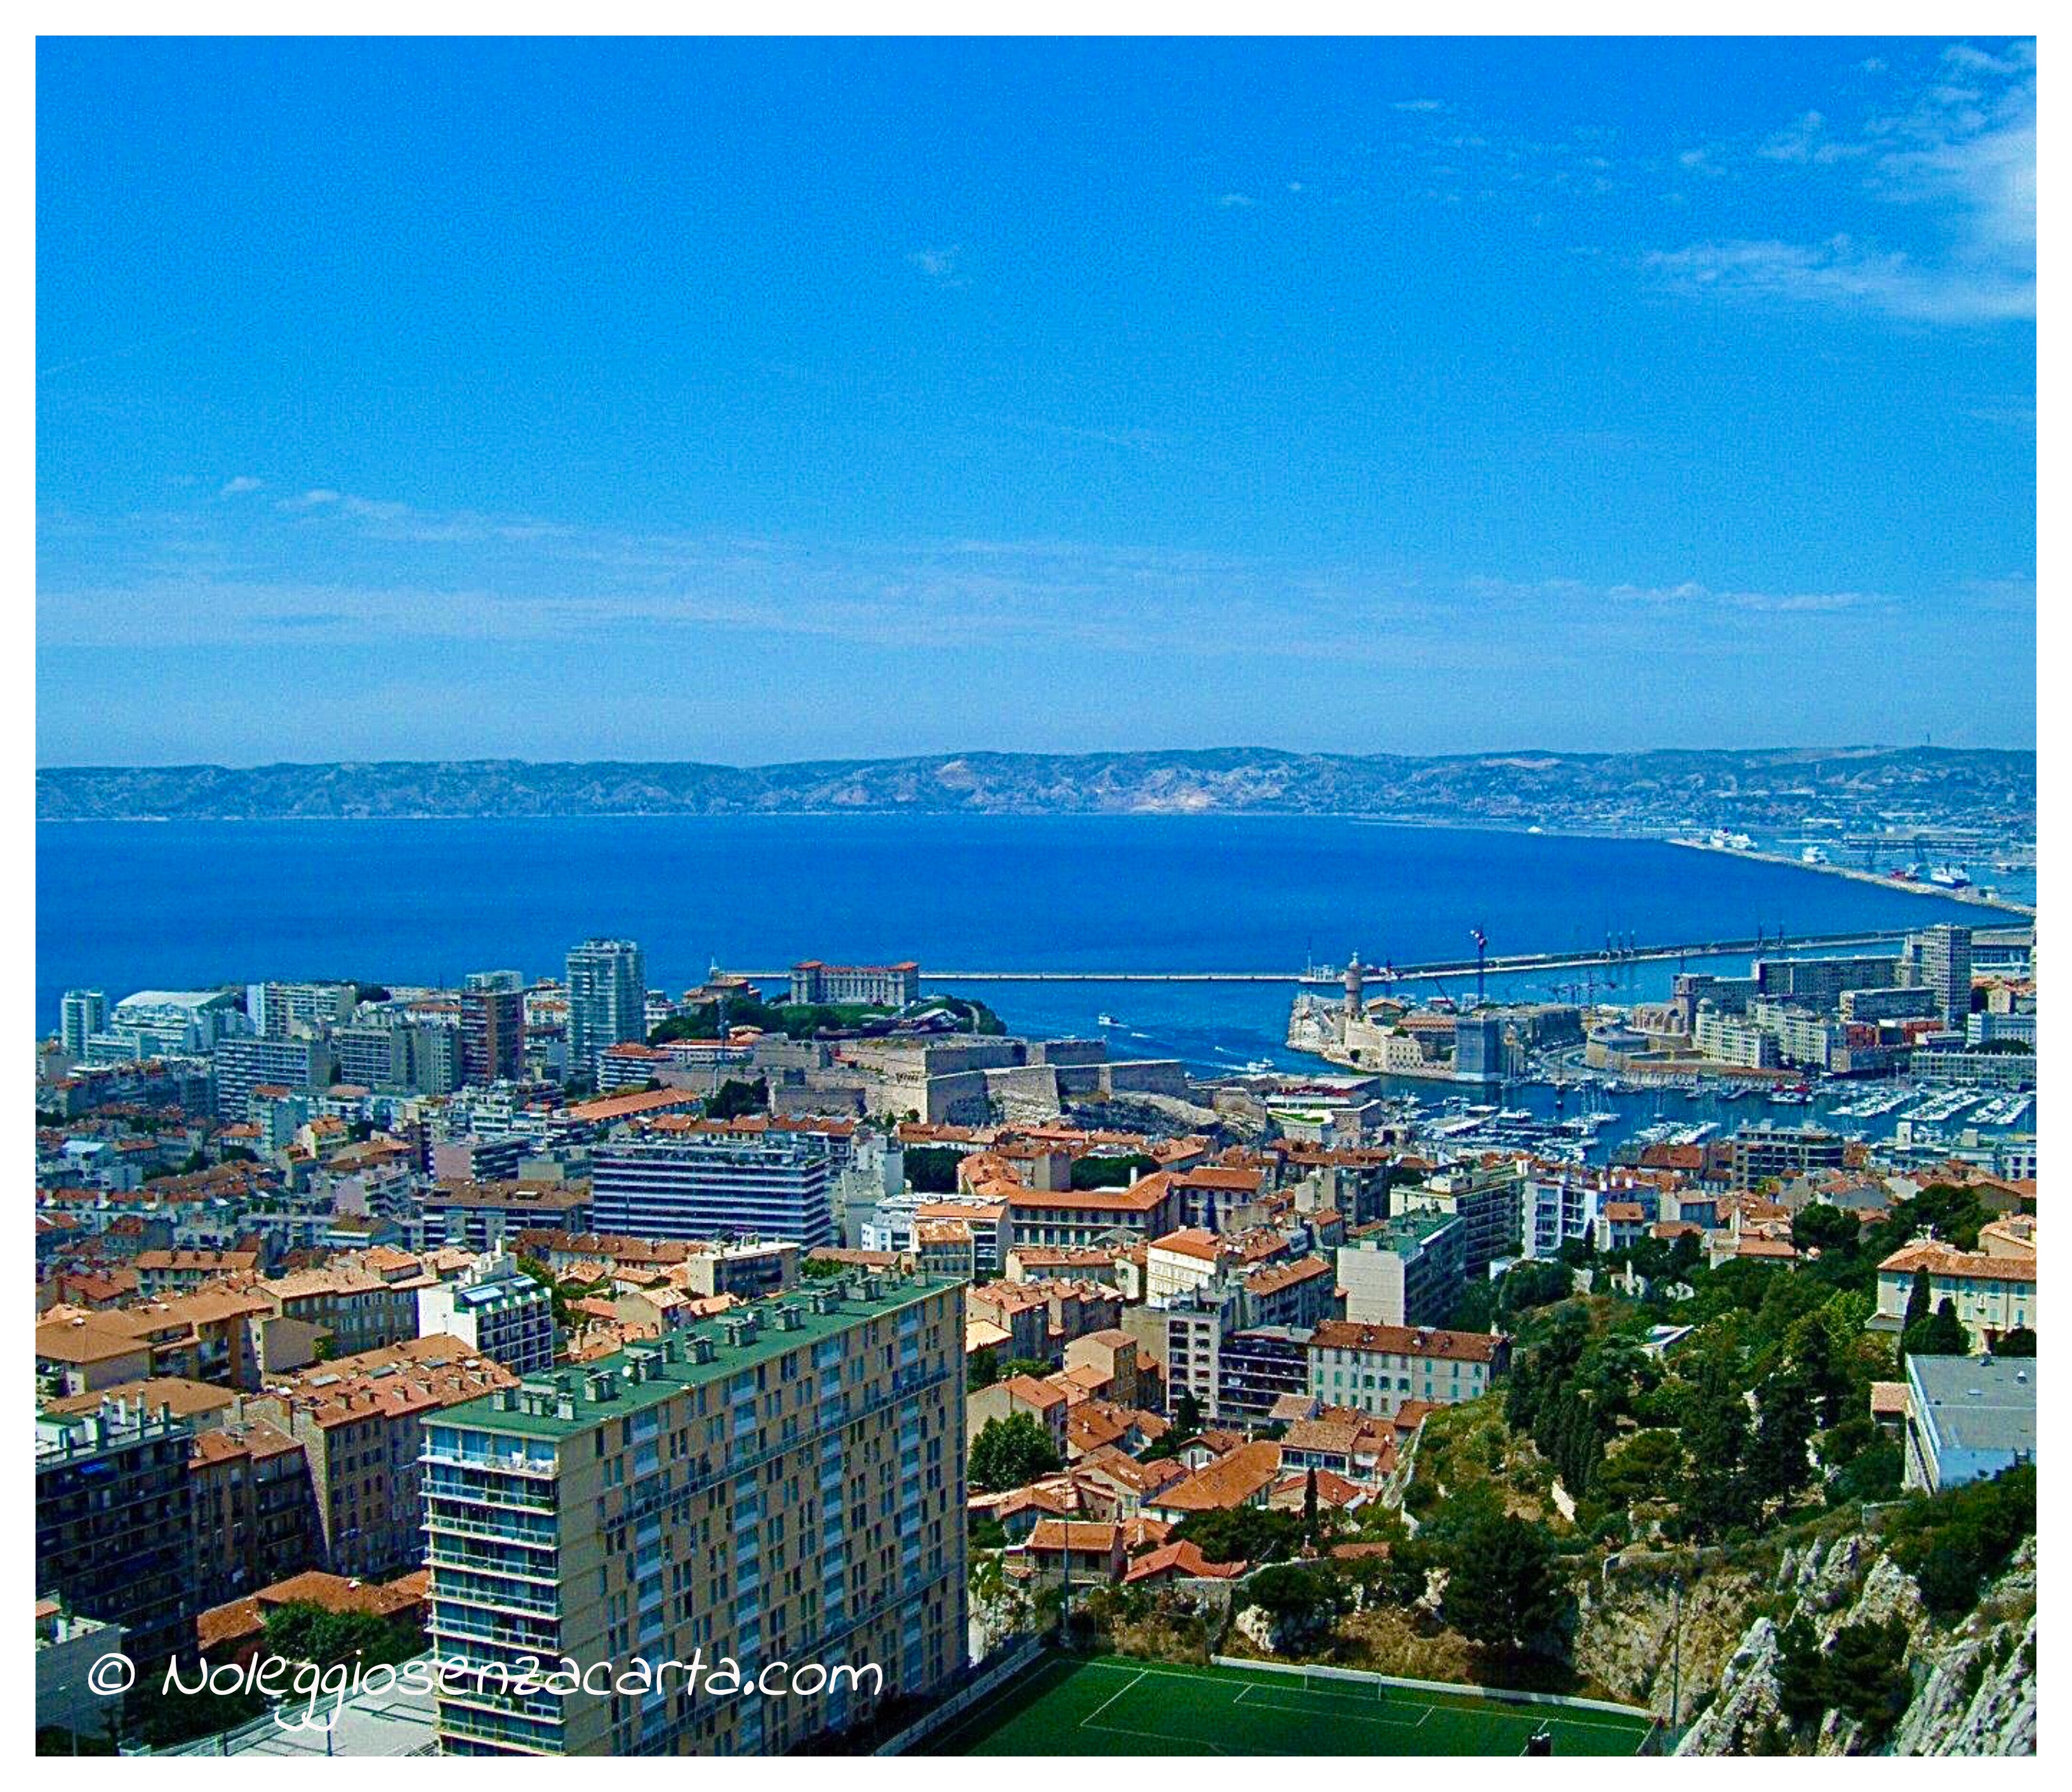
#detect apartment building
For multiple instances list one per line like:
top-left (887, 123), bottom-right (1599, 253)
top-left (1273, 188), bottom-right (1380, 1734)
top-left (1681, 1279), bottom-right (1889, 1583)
top-left (418, 1254), bottom-right (558, 1375)
top-left (213, 1035), bottom-right (337, 1124)
top-left (462, 972), bottom-right (528, 1086)
top-left (332, 1020), bottom-right (460, 1096)
top-left (262, 1263), bottom-right (423, 1357)
top-left (1336, 1213), bottom-right (1467, 1329)
top-left (60, 989), bottom-right (107, 1058)
top-left (1907, 924), bottom-right (1975, 1027)
top-left (1215, 1327), bottom-right (1315, 1423)
top-left (1307, 1321), bottom-right (1510, 1419)
top-left (422, 1271), bottom-right (966, 1755)
top-left (36, 1399), bottom-right (196, 1667)
top-left (1727, 1124), bottom-right (1849, 1190)
top-left (1752, 954), bottom-right (1901, 1010)
top-left (246, 1334), bottom-right (519, 1579)
top-left (423, 1179), bottom-right (595, 1250)
top-left (189, 1417), bottom-right (322, 1608)
top-left (1694, 1005), bottom-right (1781, 1070)
top-left (1002, 1177), bottom-right (1183, 1251)
top-left (1876, 1240), bottom-right (2037, 1344)
top-left (565, 939), bottom-right (648, 1082)
top-left (1398, 1157), bottom-right (1526, 1273)
top-left (591, 1137), bottom-right (834, 1249)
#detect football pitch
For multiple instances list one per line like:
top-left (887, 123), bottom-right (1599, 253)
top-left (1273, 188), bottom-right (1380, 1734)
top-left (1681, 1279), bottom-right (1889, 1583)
top-left (922, 1654), bottom-right (1658, 1756)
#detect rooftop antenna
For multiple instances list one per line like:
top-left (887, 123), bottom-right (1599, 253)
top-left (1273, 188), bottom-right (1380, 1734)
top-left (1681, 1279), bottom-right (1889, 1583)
top-left (1471, 929), bottom-right (1487, 1007)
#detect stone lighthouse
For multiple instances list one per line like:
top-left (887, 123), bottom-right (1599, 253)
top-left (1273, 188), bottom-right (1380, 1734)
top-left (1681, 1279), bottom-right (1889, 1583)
top-left (1343, 952), bottom-right (1365, 1019)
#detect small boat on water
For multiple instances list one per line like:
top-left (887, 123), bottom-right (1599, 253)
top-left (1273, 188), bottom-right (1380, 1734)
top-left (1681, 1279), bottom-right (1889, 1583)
top-left (1098, 1013), bottom-right (1119, 1028)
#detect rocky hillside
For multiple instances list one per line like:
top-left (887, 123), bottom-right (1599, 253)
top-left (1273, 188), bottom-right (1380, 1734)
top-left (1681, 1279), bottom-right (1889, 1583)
top-left (36, 745), bottom-right (2035, 828)
top-left (1569, 1525), bottom-right (2036, 1756)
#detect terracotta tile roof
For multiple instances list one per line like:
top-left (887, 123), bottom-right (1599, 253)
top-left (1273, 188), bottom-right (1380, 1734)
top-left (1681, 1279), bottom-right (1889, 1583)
top-left (1152, 1440), bottom-right (1283, 1513)
top-left (1244, 1255), bottom-right (1332, 1298)
top-left (1878, 1240), bottom-right (2037, 1283)
top-left (1008, 1178), bottom-right (1175, 1214)
top-left (1124, 1539), bottom-right (1247, 1583)
top-left (564, 1087), bottom-right (703, 1123)
top-left (1309, 1321), bottom-right (1504, 1364)
top-left (1075, 1447), bottom-right (1188, 1496)
top-left (1027, 1520), bottom-right (1120, 1553)
top-left (1149, 1228), bottom-right (1221, 1263)
top-left (997, 1374), bottom-right (1068, 1412)
top-left (46, 1377), bottom-right (236, 1421)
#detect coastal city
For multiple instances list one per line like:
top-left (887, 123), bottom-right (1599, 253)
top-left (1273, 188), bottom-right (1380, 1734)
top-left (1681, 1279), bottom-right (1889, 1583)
top-left (36, 27), bottom-right (2035, 1768)
top-left (34, 899), bottom-right (2037, 1755)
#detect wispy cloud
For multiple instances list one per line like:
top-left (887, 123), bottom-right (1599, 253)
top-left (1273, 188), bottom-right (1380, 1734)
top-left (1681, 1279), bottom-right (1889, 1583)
top-left (1652, 41), bottom-right (2034, 324)
top-left (1464, 574), bottom-right (1887, 616)
top-left (1755, 111), bottom-right (1869, 165)
top-left (1644, 236), bottom-right (2032, 325)
top-left (906, 245), bottom-right (967, 286)
top-left (43, 483), bottom-right (1976, 671)
top-left (218, 476), bottom-right (265, 497)
top-left (1215, 192), bottom-right (1256, 209)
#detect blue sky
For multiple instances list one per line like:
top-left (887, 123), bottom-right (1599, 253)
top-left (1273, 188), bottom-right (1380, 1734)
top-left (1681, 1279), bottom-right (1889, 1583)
top-left (37, 37), bottom-right (2035, 766)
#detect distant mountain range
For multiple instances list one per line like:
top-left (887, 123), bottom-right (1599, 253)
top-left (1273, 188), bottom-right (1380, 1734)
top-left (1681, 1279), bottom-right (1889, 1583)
top-left (35, 747), bottom-right (2036, 833)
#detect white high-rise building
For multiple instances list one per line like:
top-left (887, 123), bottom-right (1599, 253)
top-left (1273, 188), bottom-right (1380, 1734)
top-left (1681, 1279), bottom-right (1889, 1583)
top-left (59, 990), bottom-right (106, 1058)
top-left (1914, 924), bottom-right (1976, 1027)
top-left (564, 937), bottom-right (646, 1082)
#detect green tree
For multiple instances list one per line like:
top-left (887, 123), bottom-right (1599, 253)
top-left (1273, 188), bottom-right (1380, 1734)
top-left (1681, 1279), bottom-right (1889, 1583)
top-left (1167, 1506), bottom-right (1304, 1565)
top-left (1776, 1615), bottom-right (1912, 1744)
top-left (1747, 1368), bottom-right (1818, 1508)
top-left (1680, 1365), bottom-right (1754, 1538)
top-left (1498, 1258), bottom-right (1574, 1316)
top-left (1242, 1562), bottom-right (1352, 1638)
top-left (967, 1412), bottom-right (1064, 1493)
top-left (966, 1349), bottom-right (1000, 1392)
top-left (1438, 1513), bottom-right (1566, 1655)
top-left (262, 1601), bottom-right (424, 1670)
top-left (705, 1076), bottom-right (767, 1120)
top-left (903, 1146), bottom-right (962, 1194)
top-left (1791, 1202), bottom-right (1860, 1254)
top-left (1902, 1298), bottom-right (1970, 1364)
top-left (1995, 1326), bottom-right (2036, 1357)
top-left (1885, 1464), bottom-right (2035, 1623)
top-left (1171, 1391), bottom-right (1204, 1437)
top-left (1302, 1466), bottom-right (1320, 1544)
top-left (1903, 1265), bottom-right (1933, 1334)
top-left (1789, 1313), bottom-right (1855, 1429)
top-left (1069, 1153), bottom-right (1158, 1191)
top-left (1593, 1428), bottom-right (1684, 1506)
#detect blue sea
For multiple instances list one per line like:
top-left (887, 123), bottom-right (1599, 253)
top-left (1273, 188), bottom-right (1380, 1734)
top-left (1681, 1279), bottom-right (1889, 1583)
top-left (37, 814), bottom-right (1994, 1084)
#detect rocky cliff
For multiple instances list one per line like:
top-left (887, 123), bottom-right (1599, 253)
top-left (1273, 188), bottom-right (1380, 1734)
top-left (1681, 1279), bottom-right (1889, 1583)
top-left (1573, 1533), bottom-right (2035, 1756)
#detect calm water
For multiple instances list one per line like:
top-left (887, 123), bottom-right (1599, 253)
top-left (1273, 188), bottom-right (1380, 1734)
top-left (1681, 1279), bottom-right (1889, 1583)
top-left (37, 814), bottom-right (1994, 1083)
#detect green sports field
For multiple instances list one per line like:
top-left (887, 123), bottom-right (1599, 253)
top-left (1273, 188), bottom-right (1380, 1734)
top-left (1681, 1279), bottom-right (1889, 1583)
top-left (922, 1654), bottom-right (1657, 1756)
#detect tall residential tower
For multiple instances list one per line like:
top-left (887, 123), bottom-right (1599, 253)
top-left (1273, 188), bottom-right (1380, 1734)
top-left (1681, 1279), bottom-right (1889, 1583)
top-left (565, 939), bottom-right (646, 1084)
top-left (423, 1270), bottom-right (966, 1755)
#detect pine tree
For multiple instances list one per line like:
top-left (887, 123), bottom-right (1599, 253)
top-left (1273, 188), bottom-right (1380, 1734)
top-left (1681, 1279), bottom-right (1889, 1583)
top-left (1903, 1264), bottom-right (1932, 1332)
